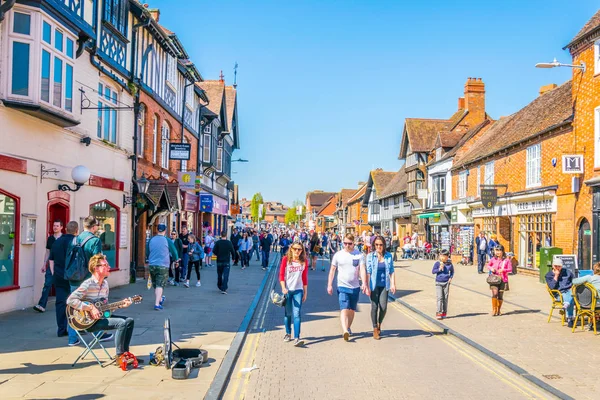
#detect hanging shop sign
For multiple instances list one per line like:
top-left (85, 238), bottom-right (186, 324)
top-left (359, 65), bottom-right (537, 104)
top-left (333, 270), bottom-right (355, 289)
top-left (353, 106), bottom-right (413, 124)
top-left (481, 189), bottom-right (498, 209)
top-left (177, 172), bottom-right (196, 190)
top-left (169, 143), bottom-right (191, 160)
top-left (200, 194), bottom-right (213, 212)
top-left (183, 192), bottom-right (198, 212)
top-left (562, 155), bottom-right (584, 174)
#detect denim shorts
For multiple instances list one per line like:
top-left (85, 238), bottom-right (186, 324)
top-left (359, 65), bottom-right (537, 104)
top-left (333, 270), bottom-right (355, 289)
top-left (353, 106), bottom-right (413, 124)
top-left (338, 287), bottom-right (360, 311)
top-left (149, 266), bottom-right (169, 288)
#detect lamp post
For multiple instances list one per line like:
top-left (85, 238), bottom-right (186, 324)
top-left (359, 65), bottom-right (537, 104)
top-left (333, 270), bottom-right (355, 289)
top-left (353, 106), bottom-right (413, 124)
top-left (58, 165), bottom-right (91, 192)
top-left (535, 58), bottom-right (586, 72)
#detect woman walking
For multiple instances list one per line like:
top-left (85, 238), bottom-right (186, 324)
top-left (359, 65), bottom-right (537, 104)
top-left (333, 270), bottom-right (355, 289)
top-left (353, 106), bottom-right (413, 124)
top-left (204, 230), bottom-right (215, 267)
top-left (169, 231), bottom-right (183, 286)
top-left (487, 244), bottom-right (510, 316)
top-left (185, 235), bottom-right (204, 288)
top-left (328, 232), bottom-right (341, 264)
top-left (279, 242), bottom-right (308, 346)
top-left (239, 232), bottom-right (253, 269)
top-left (366, 235), bottom-right (396, 339)
top-left (309, 231), bottom-right (320, 271)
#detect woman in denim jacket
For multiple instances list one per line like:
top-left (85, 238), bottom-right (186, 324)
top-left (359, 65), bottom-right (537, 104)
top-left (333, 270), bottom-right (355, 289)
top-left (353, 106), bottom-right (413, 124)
top-left (366, 235), bottom-right (396, 340)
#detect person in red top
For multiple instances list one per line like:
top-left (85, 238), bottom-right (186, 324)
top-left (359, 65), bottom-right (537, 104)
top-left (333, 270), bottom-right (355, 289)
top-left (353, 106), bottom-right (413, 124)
top-left (279, 242), bottom-right (309, 347)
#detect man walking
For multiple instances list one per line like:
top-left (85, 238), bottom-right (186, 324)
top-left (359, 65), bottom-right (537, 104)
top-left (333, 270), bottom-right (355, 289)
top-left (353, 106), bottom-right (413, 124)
top-left (212, 230), bottom-right (236, 294)
top-left (179, 227), bottom-right (190, 283)
top-left (251, 230), bottom-right (260, 261)
top-left (327, 233), bottom-right (369, 341)
top-left (33, 220), bottom-right (63, 313)
top-left (231, 228), bottom-right (241, 266)
top-left (48, 221), bottom-right (77, 337)
top-left (146, 224), bottom-right (178, 310)
top-left (475, 231), bottom-right (488, 274)
top-left (260, 230), bottom-right (273, 271)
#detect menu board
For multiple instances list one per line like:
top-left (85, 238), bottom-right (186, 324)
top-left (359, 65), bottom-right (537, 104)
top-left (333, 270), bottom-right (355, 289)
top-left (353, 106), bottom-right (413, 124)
top-left (120, 213), bottom-right (128, 248)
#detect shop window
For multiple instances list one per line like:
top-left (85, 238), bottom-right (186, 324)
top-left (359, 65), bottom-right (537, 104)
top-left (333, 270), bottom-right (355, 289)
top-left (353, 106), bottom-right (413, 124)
top-left (518, 213), bottom-right (553, 269)
top-left (0, 191), bottom-right (19, 290)
top-left (482, 217), bottom-right (496, 234)
top-left (90, 200), bottom-right (119, 270)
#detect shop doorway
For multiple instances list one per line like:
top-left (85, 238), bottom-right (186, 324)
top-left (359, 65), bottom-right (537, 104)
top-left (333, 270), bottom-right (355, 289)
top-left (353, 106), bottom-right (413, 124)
top-left (48, 201), bottom-right (69, 297)
top-left (578, 218), bottom-right (591, 271)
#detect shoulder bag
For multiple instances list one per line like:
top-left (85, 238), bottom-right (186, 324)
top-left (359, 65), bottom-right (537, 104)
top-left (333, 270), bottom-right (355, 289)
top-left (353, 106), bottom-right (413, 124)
top-left (486, 274), bottom-right (502, 286)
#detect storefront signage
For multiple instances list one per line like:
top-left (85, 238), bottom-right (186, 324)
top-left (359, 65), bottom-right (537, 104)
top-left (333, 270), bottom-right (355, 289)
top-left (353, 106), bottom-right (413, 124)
top-left (562, 155), bottom-right (584, 174)
top-left (472, 206), bottom-right (495, 217)
top-left (481, 189), bottom-right (497, 209)
top-left (119, 213), bottom-right (128, 248)
top-left (177, 172), bottom-right (196, 190)
top-left (169, 143), bottom-right (191, 160)
top-left (200, 194), bottom-right (213, 212)
top-left (183, 192), bottom-right (199, 212)
top-left (515, 198), bottom-right (555, 214)
top-left (555, 254), bottom-right (577, 275)
top-left (213, 196), bottom-right (229, 216)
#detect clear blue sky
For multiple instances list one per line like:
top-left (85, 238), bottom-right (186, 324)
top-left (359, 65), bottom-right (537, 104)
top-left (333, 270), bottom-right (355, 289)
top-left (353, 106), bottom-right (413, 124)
top-left (151, 0), bottom-right (597, 206)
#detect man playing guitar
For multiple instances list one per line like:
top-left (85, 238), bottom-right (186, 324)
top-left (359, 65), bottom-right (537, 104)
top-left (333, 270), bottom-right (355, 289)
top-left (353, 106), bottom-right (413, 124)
top-left (67, 254), bottom-right (135, 363)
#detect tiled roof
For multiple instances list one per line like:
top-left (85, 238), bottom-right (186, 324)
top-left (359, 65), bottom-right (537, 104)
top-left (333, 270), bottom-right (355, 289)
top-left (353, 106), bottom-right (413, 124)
top-left (448, 109), bottom-right (468, 130)
top-left (404, 118), bottom-right (451, 153)
top-left (565, 10), bottom-right (600, 49)
top-left (225, 86), bottom-right (237, 133)
top-left (317, 195), bottom-right (336, 215)
top-left (347, 184), bottom-right (367, 205)
top-left (371, 170), bottom-right (396, 195)
top-left (339, 189), bottom-right (357, 207)
top-left (378, 165), bottom-right (408, 199)
top-left (307, 191), bottom-right (337, 208)
top-left (437, 120), bottom-right (492, 163)
top-left (436, 130), bottom-right (465, 149)
top-left (197, 80), bottom-right (225, 118)
top-left (452, 81), bottom-right (573, 170)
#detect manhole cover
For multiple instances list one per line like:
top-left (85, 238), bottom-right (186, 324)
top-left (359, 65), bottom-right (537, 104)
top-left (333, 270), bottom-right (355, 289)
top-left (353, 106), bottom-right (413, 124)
top-left (542, 374), bottom-right (562, 380)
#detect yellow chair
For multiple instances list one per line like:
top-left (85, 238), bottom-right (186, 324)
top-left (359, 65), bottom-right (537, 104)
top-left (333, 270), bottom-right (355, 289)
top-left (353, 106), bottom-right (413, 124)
top-left (572, 283), bottom-right (600, 334)
top-left (546, 286), bottom-right (565, 326)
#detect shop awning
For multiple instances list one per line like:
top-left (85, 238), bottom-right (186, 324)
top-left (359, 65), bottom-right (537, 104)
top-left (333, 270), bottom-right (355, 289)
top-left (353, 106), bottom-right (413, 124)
top-left (418, 213), bottom-right (441, 219)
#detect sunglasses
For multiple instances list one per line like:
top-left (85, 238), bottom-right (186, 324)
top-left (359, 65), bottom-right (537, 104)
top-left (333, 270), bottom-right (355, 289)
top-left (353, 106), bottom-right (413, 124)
top-left (292, 247), bottom-right (302, 251)
top-left (375, 243), bottom-right (384, 247)
top-left (343, 242), bottom-right (354, 246)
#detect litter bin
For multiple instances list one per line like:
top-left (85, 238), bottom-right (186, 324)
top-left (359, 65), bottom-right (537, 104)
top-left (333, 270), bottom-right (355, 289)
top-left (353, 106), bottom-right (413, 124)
top-left (539, 247), bottom-right (562, 284)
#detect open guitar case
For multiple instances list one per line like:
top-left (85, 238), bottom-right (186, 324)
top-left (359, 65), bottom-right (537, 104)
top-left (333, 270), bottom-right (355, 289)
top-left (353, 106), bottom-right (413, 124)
top-left (164, 318), bottom-right (209, 379)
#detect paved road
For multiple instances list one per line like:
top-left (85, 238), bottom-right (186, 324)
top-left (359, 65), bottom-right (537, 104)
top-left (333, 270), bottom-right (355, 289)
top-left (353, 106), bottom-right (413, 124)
top-left (223, 257), bottom-right (553, 400)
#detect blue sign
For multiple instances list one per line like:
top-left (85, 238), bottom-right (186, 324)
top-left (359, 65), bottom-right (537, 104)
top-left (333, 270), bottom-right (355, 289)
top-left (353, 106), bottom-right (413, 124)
top-left (200, 194), bottom-right (213, 212)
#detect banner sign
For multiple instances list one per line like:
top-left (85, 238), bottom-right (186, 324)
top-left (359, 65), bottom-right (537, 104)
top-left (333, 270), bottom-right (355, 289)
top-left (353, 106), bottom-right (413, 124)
top-left (178, 172), bottom-right (196, 190)
top-left (169, 143), bottom-right (191, 160)
top-left (200, 194), bottom-right (213, 212)
top-left (481, 189), bottom-right (497, 209)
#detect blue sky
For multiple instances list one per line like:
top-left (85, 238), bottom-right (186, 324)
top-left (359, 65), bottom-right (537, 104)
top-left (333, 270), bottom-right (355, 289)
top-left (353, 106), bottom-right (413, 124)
top-left (151, 0), bottom-right (598, 206)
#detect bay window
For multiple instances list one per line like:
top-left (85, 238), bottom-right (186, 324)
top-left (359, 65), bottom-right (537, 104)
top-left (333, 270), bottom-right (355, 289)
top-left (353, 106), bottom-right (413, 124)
top-left (97, 83), bottom-right (118, 143)
top-left (203, 134), bottom-right (211, 163)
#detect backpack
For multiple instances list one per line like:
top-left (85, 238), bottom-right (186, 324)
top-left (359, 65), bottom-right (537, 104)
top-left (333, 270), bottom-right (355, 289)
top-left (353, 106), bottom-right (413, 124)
top-left (64, 235), bottom-right (96, 281)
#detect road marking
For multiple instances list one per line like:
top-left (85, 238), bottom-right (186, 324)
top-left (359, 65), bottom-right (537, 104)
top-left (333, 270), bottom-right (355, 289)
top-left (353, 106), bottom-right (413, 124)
top-left (390, 302), bottom-right (551, 399)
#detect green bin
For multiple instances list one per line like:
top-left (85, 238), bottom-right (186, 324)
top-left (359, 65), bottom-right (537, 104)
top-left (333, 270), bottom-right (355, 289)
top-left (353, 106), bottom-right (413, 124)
top-left (539, 247), bottom-right (562, 284)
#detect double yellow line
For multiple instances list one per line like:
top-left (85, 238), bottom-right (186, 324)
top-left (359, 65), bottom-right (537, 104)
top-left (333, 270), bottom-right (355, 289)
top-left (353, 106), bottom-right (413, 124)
top-left (390, 301), bottom-right (552, 400)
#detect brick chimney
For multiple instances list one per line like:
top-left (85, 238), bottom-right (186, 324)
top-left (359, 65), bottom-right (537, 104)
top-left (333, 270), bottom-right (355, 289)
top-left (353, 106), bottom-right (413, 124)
top-left (148, 8), bottom-right (160, 22)
top-left (458, 97), bottom-right (465, 110)
top-left (464, 77), bottom-right (486, 124)
top-left (539, 83), bottom-right (557, 96)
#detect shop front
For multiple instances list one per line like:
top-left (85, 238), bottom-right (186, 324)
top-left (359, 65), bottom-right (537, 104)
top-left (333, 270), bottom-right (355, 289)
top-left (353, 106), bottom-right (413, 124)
top-left (446, 204), bottom-right (474, 264)
top-left (181, 192), bottom-right (199, 235)
top-left (417, 211), bottom-right (450, 246)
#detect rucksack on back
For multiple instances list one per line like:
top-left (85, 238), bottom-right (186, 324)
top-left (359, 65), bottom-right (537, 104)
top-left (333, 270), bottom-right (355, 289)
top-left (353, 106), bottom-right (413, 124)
top-left (64, 235), bottom-right (95, 281)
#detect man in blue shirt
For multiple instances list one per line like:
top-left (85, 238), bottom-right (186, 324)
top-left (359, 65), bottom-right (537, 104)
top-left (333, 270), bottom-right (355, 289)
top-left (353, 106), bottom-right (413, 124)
top-left (146, 224), bottom-right (178, 310)
top-left (545, 256), bottom-right (575, 327)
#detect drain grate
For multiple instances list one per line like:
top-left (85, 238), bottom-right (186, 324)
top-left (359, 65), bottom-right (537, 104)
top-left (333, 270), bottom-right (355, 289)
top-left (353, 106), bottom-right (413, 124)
top-left (542, 374), bottom-right (562, 380)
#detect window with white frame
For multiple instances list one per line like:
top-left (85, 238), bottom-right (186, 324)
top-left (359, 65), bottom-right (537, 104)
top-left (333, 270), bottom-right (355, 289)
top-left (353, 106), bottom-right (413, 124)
top-left (595, 40), bottom-right (600, 76)
top-left (137, 104), bottom-right (145, 157)
top-left (204, 123), bottom-right (211, 134)
top-left (152, 115), bottom-right (158, 164)
top-left (181, 138), bottom-right (188, 172)
top-left (484, 161), bottom-right (494, 185)
top-left (161, 122), bottom-right (170, 169)
top-left (9, 11), bottom-right (34, 99)
top-left (41, 18), bottom-right (75, 111)
top-left (526, 144), bottom-right (541, 187)
top-left (435, 147), bottom-right (442, 161)
top-left (185, 82), bottom-right (194, 107)
top-left (432, 175), bottom-right (446, 206)
top-left (477, 166), bottom-right (481, 197)
top-left (216, 147), bottom-right (223, 171)
top-left (458, 171), bottom-right (468, 199)
top-left (596, 107), bottom-right (600, 168)
top-left (97, 83), bottom-right (118, 143)
top-left (166, 55), bottom-right (177, 86)
top-left (203, 134), bottom-right (211, 163)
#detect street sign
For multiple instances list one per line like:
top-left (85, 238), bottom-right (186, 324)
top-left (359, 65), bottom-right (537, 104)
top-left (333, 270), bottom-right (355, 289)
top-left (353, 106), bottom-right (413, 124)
top-left (169, 143), bottom-right (191, 160)
top-left (562, 155), bottom-right (584, 174)
top-left (481, 188), bottom-right (497, 209)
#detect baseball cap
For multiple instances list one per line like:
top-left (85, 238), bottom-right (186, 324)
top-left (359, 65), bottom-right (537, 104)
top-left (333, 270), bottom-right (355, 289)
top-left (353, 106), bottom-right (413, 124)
top-left (157, 224), bottom-right (167, 232)
top-left (552, 256), bottom-right (563, 266)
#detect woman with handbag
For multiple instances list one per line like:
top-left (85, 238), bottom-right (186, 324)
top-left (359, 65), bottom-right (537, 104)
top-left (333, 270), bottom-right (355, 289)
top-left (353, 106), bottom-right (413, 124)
top-left (309, 232), bottom-right (320, 271)
top-left (487, 244), bottom-right (510, 316)
top-left (279, 242), bottom-right (308, 346)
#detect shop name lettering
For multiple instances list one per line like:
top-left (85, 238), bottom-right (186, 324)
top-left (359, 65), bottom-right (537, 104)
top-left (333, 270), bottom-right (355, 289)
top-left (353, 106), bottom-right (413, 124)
top-left (516, 199), bottom-right (552, 213)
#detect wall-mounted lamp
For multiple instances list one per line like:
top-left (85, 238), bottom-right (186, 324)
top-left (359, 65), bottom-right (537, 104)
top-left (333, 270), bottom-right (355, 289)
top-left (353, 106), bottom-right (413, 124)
top-left (123, 173), bottom-right (150, 207)
top-left (535, 58), bottom-right (586, 73)
top-left (58, 165), bottom-right (91, 192)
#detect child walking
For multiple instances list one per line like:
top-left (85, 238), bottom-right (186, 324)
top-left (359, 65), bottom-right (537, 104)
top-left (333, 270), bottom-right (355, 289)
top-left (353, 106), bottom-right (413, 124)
top-left (432, 249), bottom-right (454, 320)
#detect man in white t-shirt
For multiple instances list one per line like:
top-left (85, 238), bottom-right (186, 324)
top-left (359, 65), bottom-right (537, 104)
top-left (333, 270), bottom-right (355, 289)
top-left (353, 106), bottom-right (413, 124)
top-left (327, 233), bottom-right (369, 341)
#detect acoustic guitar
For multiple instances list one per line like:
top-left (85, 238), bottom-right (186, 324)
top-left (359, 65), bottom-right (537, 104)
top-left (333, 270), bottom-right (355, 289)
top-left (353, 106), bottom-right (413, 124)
top-left (66, 295), bottom-right (143, 331)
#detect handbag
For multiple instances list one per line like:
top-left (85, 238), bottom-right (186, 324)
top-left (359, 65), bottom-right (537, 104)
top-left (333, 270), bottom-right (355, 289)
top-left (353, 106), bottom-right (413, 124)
top-left (313, 242), bottom-right (322, 254)
top-left (486, 274), bottom-right (502, 286)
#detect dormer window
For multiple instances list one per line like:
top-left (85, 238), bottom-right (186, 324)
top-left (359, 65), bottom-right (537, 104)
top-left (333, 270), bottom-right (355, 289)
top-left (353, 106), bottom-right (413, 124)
top-left (435, 147), bottom-right (443, 161)
top-left (103, 0), bottom-right (128, 37)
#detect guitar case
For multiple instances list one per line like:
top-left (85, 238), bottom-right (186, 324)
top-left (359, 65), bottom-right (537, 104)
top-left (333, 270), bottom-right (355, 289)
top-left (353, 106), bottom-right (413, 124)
top-left (163, 318), bottom-right (209, 379)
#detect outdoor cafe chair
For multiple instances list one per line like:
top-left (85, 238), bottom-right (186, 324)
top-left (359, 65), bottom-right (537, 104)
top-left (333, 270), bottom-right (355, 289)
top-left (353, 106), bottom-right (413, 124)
top-left (571, 282), bottom-right (600, 334)
top-left (546, 286), bottom-right (565, 326)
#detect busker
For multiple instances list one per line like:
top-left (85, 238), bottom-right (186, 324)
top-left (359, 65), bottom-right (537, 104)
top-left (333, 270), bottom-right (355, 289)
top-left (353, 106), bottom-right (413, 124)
top-left (327, 233), bottom-right (369, 341)
top-left (279, 242), bottom-right (308, 346)
top-left (212, 230), bottom-right (236, 294)
top-left (365, 235), bottom-right (396, 339)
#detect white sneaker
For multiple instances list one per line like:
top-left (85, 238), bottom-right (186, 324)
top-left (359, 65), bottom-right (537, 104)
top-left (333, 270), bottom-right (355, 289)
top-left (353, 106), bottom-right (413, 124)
top-left (283, 334), bottom-right (291, 342)
top-left (195, 281), bottom-right (201, 287)
top-left (183, 281), bottom-right (190, 288)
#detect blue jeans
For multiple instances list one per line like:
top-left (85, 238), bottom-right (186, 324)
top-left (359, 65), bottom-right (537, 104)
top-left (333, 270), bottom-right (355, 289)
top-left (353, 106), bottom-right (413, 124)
top-left (559, 290), bottom-right (575, 319)
top-left (261, 250), bottom-right (270, 269)
top-left (37, 267), bottom-right (54, 308)
top-left (250, 246), bottom-right (260, 261)
top-left (181, 253), bottom-right (189, 279)
top-left (86, 315), bottom-right (134, 355)
top-left (284, 289), bottom-right (304, 339)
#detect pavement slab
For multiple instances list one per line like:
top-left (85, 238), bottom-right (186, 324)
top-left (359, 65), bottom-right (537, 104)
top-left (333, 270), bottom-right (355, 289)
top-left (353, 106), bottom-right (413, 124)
top-left (0, 258), bottom-right (270, 399)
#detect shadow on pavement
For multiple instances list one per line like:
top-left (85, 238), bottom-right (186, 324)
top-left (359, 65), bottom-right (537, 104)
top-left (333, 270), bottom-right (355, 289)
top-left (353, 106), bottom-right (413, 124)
top-left (303, 328), bottom-right (434, 345)
top-left (0, 361), bottom-right (97, 374)
top-left (501, 309), bottom-right (541, 316)
top-left (62, 395), bottom-right (106, 400)
top-left (444, 312), bottom-right (488, 319)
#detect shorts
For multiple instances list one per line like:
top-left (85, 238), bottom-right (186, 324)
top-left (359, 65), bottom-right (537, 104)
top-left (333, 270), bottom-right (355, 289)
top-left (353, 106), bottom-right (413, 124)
top-left (310, 251), bottom-right (318, 257)
top-left (149, 266), bottom-right (169, 288)
top-left (338, 287), bottom-right (360, 311)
